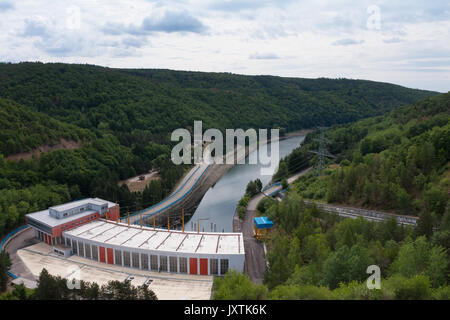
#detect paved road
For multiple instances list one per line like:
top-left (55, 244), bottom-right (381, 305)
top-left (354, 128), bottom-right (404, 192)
top-left (125, 162), bottom-right (210, 224)
top-left (242, 192), bottom-right (267, 284)
top-left (242, 168), bottom-right (312, 284)
top-left (4, 227), bottom-right (38, 280)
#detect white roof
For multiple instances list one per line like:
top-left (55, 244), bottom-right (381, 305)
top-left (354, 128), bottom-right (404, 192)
top-left (26, 198), bottom-right (117, 228)
top-left (50, 198), bottom-right (114, 212)
top-left (64, 220), bottom-right (244, 255)
top-left (26, 208), bottom-right (97, 228)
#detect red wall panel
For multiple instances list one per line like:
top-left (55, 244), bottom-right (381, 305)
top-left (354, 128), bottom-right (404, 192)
top-left (106, 248), bottom-right (114, 264)
top-left (189, 258), bottom-right (198, 275)
top-left (200, 258), bottom-right (208, 275)
top-left (99, 246), bottom-right (106, 263)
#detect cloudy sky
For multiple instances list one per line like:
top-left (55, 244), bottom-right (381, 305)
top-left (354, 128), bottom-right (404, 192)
top-left (1, 0), bottom-right (449, 92)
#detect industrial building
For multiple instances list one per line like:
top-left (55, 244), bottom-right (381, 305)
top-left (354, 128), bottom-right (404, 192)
top-left (62, 220), bottom-right (244, 276)
top-left (25, 198), bottom-right (120, 247)
top-left (25, 198), bottom-right (245, 276)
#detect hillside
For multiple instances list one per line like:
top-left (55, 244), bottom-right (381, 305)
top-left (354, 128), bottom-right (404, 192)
top-left (0, 62), bottom-right (439, 239)
top-left (0, 98), bottom-right (93, 156)
top-left (0, 62), bottom-right (437, 141)
top-left (276, 92), bottom-right (450, 223)
top-left (214, 93), bottom-right (450, 300)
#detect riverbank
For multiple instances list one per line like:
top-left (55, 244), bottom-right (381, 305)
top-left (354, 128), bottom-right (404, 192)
top-left (150, 129), bottom-right (313, 227)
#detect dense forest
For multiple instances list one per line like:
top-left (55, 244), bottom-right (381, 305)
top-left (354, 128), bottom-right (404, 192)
top-left (0, 62), bottom-right (436, 156)
top-left (214, 196), bottom-right (450, 299)
top-left (0, 265), bottom-right (157, 300)
top-left (0, 98), bottom-right (93, 155)
top-left (0, 62), bottom-right (437, 238)
top-left (212, 93), bottom-right (450, 300)
top-left (275, 92), bottom-right (450, 221)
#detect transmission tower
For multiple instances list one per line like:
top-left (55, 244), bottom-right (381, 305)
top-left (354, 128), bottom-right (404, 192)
top-left (308, 127), bottom-right (335, 176)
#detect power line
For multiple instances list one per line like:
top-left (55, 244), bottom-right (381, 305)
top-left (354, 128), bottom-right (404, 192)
top-left (308, 127), bottom-right (335, 176)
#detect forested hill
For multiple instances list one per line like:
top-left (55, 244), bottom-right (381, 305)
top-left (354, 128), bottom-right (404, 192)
top-left (0, 62), bottom-right (436, 141)
top-left (0, 98), bottom-right (93, 156)
top-left (0, 61), bottom-right (438, 238)
top-left (276, 92), bottom-right (450, 224)
top-left (225, 93), bottom-right (450, 300)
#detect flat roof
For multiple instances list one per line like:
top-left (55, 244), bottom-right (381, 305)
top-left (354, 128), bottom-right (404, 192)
top-left (26, 198), bottom-right (117, 228)
top-left (64, 220), bottom-right (244, 255)
top-left (50, 198), bottom-right (109, 212)
top-left (27, 208), bottom-right (98, 228)
top-left (254, 217), bottom-right (274, 229)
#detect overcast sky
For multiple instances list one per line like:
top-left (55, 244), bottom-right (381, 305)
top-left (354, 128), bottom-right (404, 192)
top-left (1, 0), bottom-right (449, 92)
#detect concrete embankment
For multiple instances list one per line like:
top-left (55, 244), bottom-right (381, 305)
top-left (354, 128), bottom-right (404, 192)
top-left (150, 129), bottom-right (312, 227)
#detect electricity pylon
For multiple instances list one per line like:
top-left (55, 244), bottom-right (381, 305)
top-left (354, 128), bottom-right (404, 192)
top-left (308, 127), bottom-right (335, 176)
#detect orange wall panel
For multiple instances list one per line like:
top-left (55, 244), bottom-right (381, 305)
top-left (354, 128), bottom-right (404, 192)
top-left (200, 258), bottom-right (208, 275)
top-left (189, 258), bottom-right (198, 275)
top-left (99, 246), bottom-right (106, 263)
top-left (107, 248), bottom-right (114, 264)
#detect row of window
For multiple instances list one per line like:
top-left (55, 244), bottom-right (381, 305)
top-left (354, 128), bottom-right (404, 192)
top-left (60, 215), bottom-right (97, 231)
top-left (66, 238), bottom-right (229, 275)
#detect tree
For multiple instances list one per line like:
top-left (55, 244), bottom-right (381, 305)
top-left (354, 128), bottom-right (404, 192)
top-left (213, 270), bottom-right (267, 300)
top-left (32, 268), bottom-right (70, 300)
top-left (245, 181), bottom-right (258, 197)
top-left (281, 178), bottom-right (289, 190)
top-left (415, 211), bottom-right (434, 239)
top-left (0, 251), bottom-right (11, 292)
top-left (274, 161), bottom-right (289, 181)
top-left (322, 244), bottom-right (372, 289)
top-left (425, 246), bottom-right (448, 288)
top-left (393, 275), bottom-right (432, 300)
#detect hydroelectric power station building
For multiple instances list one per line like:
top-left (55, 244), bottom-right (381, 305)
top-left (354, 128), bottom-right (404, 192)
top-left (25, 199), bottom-right (244, 276)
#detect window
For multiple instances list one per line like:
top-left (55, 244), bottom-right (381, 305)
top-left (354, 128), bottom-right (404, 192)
top-left (92, 245), bottom-right (98, 261)
top-left (141, 254), bottom-right (149, 270)
top-left (150, 255), bottom-right (158, 271)
top-left (72, 240), bottom-right (78, 254)
top-left (78, 242), bottom-right (84, 257)
top-left (169, 256), bottom-right (178, 273)
top-left (179, 257), bottom-right (187, 274)
top-left (132, 252), bottom-right (140, 269)
top-left (220, 259), bottom-right (229, 275)
top-left (210, 259), bottom-right (219, 275)
top-left (159, 256), bottom-right (168, 272)
top-left (85, 243), bottom-right (91, 259)
top-left (115, 250), bottom-right (122, 265)
top-left (123, 251), bottom-right (131, 267)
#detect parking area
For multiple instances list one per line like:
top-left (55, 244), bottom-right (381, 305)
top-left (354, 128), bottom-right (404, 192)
top-left (16, 243), bottom-right (213, 300)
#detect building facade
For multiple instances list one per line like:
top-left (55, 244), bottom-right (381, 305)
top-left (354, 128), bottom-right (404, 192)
top-left (25, 198), bottom-right (120, 246)
top-left (62, 220), bottom-right (245, 276)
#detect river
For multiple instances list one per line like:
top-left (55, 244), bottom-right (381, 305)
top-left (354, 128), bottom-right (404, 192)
top-left (185, 134), bottom-right (306, 232)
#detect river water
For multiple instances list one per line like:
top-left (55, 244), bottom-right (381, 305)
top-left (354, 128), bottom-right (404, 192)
top-left (185, 134), bottom-right (305, 232)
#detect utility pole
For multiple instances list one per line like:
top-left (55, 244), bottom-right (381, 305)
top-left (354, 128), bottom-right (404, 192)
top-left (182, 208), bottom-right (185, 233)
top-left (308, 127), bottom-right (335, 176)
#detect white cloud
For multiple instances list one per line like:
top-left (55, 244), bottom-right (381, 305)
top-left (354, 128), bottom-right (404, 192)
top-left (0, 0), bottom-right (448, 92)
top-left (249, 52), bottom-right (280, 60)
top-left (332, 38), bottom-right (365, 46)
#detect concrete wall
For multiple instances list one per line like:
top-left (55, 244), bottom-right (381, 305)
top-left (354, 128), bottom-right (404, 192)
top-left (63, 232), bottom-right (244, 276)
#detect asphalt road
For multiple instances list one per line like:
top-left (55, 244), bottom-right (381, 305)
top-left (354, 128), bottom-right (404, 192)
top-left (4, 227), bottom-right (38, 280)
top-left (242, 192), bottom-right (267, 284)
top-left (242, 167), bottom-right (312, 284)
